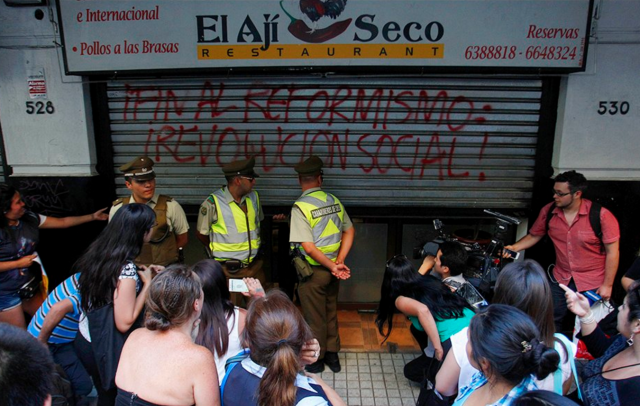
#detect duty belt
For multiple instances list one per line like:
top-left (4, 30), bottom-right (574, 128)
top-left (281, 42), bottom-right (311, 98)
top-left (218, 259), bottom-right (251, 273)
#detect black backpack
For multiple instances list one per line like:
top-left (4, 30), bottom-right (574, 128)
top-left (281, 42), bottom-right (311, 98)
top-left (545, 201), bottom-right (603, 253)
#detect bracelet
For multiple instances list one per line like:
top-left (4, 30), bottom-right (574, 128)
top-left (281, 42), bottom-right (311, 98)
top-left (579, 310), bottom-right (596, 325)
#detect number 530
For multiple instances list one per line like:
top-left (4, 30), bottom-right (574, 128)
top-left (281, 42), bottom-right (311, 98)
top-left (598, 101), bottom-right (629, 115)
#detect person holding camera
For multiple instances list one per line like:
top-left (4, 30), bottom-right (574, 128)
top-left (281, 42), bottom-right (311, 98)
top-left (289, 156), bottom-right (355, 374)
top-left (418, 241), bottom-right (487, 309)
top-left (504, 170), bottom-right (620, 333)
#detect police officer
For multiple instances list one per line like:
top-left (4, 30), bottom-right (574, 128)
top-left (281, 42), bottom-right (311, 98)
top-left (110, 156), bottom-right (189, 266)
top-left (289, 156), bottom-right (355, 373)
top-left (196, 157), bottom-right (269, 302)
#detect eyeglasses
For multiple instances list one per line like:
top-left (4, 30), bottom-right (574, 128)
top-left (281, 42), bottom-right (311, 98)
top-left (240, 176), bottom-right (255, 182)
top-left (148, 222), bottom-right (158, 230)
top-left (386, 254), bottom-right (407, 267)
top-left (553, 190), bottom-right (573, 197)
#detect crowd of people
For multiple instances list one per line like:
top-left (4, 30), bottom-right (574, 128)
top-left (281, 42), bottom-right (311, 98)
top-left (1, 160), bottom-right (639, 406)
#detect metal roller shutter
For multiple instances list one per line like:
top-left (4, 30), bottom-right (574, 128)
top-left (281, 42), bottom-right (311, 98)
top-left (106, 76), bottom-right (542, 208)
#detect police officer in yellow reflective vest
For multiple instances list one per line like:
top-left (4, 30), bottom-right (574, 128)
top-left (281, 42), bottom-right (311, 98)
top-left (110, 156), bottom-right (189, 266)
top-left (290, 156), bottom-right (355, 373)
top-left (196, 157), bottom-right (266, 304)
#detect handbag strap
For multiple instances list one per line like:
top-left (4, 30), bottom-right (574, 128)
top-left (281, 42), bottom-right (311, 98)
top-left (554, 333), bottom-right (582, 400)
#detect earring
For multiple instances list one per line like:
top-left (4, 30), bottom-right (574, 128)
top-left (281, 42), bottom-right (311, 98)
top-left (627, 333), bottom-right (635, 347)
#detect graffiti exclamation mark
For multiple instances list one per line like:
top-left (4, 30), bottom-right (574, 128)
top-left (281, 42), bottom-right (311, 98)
top-left (476, 104), bottom-right (492, 182)
top-left (478, 132), bottom-right (489, 182)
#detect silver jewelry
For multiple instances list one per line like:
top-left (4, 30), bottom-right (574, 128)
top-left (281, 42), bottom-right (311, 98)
top-left (579, 310), bottom-right (596, 325)
top-left (627, 333), bottom-right (635, 347)
top-left (313, 351), bottom-right (318, 358)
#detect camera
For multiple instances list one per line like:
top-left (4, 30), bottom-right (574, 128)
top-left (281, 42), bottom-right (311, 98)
top-left (412, 220), bottom-right (446, 259)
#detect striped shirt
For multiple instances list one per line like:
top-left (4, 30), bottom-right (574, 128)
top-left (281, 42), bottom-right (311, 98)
top-left (28, 273), bottom-right (81, 344)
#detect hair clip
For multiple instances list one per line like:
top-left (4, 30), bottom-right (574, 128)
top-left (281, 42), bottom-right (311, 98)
top-left (521, 340), bottom-right (532, 353)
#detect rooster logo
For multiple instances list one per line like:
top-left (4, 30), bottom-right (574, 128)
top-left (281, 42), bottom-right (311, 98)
top-left (280, 0), bottom-right (352, 43)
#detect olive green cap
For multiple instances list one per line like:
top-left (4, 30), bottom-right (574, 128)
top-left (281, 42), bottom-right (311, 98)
top-left (119, 156), bottom-right (156, 181)
top-left (222, 157), bottom-right (260, 178)
top-left (294, 156), bottom-right (324, 175)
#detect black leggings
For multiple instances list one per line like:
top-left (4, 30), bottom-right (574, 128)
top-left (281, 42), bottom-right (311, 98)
top-left (405, 325), bottom-right (452, 384)
top-left (74, 333), bottom-right (117, 406)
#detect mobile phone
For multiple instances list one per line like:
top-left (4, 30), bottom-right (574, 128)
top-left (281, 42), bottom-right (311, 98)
top-left (229, 279), bottom-right (248, 293)
top-left (503, 248), bottom-right (520, 259)
top-left (583, 290), bottom-right (602, 305)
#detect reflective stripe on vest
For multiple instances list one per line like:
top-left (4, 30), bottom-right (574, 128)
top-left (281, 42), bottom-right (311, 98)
top-left (294, 190), bottom-right (344, 266)
top-left (209, 189), bottom-right (260, 263)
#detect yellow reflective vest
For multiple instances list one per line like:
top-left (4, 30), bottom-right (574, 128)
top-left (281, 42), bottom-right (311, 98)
top-left (294, 190), bottom-right (344, 266)
top-left (209, 189), bottom-right (261, 263)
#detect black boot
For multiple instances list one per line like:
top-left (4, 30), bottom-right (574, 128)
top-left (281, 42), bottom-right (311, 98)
top-left (305, 359), bottom-right (325, 373)
top-left (324, 351), bottom-right (341, 373)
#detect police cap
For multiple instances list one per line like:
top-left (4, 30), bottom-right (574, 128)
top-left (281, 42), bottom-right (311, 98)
top-left (294, 156), bottom-right (323, 175)
top-left (222, 157), bottom-right (260, 178)
top-left (119, 156), bottom-right (156, 181)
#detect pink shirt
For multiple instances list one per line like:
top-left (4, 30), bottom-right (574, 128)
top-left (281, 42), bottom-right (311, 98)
top-left (529, 199), bottom-right (619, 291)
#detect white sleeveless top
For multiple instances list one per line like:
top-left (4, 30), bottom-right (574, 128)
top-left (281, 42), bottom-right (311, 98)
top-left (215, 307), bottom-right (244, 383)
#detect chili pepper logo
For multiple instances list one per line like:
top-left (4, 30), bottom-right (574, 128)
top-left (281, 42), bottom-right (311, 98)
top-left (280, 0), bottom-right (352, 44)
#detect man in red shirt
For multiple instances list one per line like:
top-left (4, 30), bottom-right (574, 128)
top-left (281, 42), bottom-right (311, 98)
top-left (505, 171), bottom-right (620, 332)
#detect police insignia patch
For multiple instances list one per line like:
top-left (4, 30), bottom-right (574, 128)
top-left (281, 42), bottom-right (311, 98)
top-left (200, 206), bottom-right (207, 216)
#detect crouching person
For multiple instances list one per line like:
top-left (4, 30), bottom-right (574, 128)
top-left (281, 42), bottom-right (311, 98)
top-left (27, 273), bottom-right (93, 398)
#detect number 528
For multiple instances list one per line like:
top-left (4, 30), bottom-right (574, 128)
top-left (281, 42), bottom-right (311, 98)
top-left (25, 101), bottom-right (55, 115)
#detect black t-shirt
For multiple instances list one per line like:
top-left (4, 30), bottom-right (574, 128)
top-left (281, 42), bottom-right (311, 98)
top-left (624, 257), bottom-right (640, 281)
top-left (0, 211), bottom-right (41, 294)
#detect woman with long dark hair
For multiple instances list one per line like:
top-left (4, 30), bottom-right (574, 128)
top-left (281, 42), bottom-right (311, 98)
top-left (376, 255), bottom-right (475, 383)
top-left (436, 260), bottom-right (576, 397)
top-left (115, 266), bottom-right (219, 406)
top-left (192, 259), bottom-right (248, 381)
top-left (562, 280), bottom-right (640, 405)
top-left (75, 203), bottom-right (156, 406)
top-left (192, 259), bottom-right (321, 382)
top-left (453, 305), bottom-right (560, 406)
top-left (222, 290), bottom-right (344, 406)
top-left (0, 183), bottom-right (107, 328)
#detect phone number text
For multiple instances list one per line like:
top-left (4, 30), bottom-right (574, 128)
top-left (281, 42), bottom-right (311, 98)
top-left (464, 45), bottom-right (578, 61)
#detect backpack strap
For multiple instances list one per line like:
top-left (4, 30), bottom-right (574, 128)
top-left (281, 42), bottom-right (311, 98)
top-left (545, 204), bottom-right (555, 236)
top-left (589, 201), bottom-right (604, 253)
top-left (546, 201), bottom-right (604, 253)
top-left (554, 333), bottom-right (582, 401)
top-left (220, 349), bottom-right (250, 406)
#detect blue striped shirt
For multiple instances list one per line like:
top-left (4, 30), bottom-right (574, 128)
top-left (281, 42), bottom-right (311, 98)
top-left (28, 273), bottom-right (81, 344)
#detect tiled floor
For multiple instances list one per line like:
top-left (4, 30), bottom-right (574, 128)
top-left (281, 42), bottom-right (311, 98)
top-left (330, 310), bottom-right (424, 405)
top-left (318, 352), bottom-right (423, 406)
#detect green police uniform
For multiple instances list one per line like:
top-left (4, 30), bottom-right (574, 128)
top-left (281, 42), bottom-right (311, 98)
top-left (196, 158), bottom-right (266, 301)
top-left (289, 156), bottom-right (353, 361)
top-left (110, 156), bottom-right (189, 266)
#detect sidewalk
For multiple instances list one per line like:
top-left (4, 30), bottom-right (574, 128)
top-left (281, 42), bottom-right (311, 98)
top-left (331, 310), bottom-right (424, 405)
top-left (319, 352), bottom-right (423, 406)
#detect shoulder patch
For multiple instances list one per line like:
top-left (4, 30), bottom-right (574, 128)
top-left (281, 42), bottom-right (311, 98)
top-left (200, 206), bottom-right (208, 216)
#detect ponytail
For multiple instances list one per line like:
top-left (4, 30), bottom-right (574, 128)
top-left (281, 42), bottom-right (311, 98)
top-left (243, 291), bottom-right (313, 406)
top-left (258, 343), bottom-right (299, 406)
